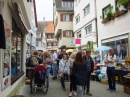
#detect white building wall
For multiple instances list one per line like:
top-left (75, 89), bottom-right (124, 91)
top-left (73, 0), bottom-right (97, 50)
top-left (96, 0), bottom-right (130, 46)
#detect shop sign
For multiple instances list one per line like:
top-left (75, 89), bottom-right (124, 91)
top-left (1, 21), bottom-right (11, 90)
top-left (70, 40), bottom-right (75, 45)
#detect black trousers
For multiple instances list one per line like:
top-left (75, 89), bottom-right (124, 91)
top-left (70, 75), bottom-right (76, 92)
top-left (84, 71), bottom-right (91, 92)
top-left (61, 74), bottom-right (67, 88)
top-left (107, 67), bottom-right (116, 90)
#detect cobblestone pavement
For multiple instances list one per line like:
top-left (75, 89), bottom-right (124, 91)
top-left (21, 78), bottom-right (130, 97)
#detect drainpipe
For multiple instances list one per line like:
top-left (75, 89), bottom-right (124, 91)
top-left (95, 0), bottom-right (98, 47)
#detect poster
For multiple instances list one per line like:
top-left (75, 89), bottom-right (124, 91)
top-left (1, 21), bottom-right (11, 90)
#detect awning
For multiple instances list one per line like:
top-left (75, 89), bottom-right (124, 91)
top-left (9, 1), bottom-right (28, 35)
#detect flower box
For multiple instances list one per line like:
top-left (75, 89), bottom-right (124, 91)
top-left (128, 6), bottom-right (130, 11)
top-left (101, 19), bottom-right (110, 24)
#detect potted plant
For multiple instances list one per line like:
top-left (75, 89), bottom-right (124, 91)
top-left (102, 6), bottom-right (114, 24)
top-left (114, 7), bottom-right (120, 17)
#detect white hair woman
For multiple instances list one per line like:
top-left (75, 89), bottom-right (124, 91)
top-left (68, 51), bottom-right (77, 97)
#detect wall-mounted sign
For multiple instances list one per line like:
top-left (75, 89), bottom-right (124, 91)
top-left (70, 40), bottom-right (75, 45)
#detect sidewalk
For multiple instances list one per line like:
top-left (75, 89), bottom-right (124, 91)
top-left (21, 78), bottom-right (129, 97)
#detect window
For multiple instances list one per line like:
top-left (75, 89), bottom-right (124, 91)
top-left (63, 14), bottom-right (70, 21)
top-left (102, 4), bottom-right (111, 19)
top-left (36, 42), bottom-right (39, 47)
top-left (77, 31), bottom-right (81, 38)
top-left (85, 24), bottom-right (92, 35)
top-left (84, 4), bottom-right (90, 16)
top-left (75, 14), bottom-right (80, 24)
top-left (102, 35), bottom-right (128, 60)
top-left (62, 1), bottom-right (74, 8)
top-left (53, 42), bottom-right (57, 46)
top-left (47, 35), bottom-right (51, 39)
top-left (36, 33), bottom-right (41, 38)
top-left (66, 30), bottom-right (72, 37)
top-left (48, 43), bottom-right (52, 46)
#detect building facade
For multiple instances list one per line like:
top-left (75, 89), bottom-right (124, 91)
top-left (26, 0), bottom-right (37, 53)
top-left (74, 0), bottom-right (97, 51)
top-left (36, 20), bottom-right (47, 52)
top-left (45, 21), bottom-right (58, 51)
top-left (53, 0), bottom-right (75, 50)
top-left (0, 0), bottom-right (34, 96)
top-left (96, 0), bottom-right (130, 61)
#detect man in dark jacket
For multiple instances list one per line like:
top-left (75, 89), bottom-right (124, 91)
top-left (84, 50), bottom-right (94, 96)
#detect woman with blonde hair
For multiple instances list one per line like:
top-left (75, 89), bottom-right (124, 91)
top-left (68, 51), bottom-right (77, 97)
top-left (43, 51), bottom-right (53, 87)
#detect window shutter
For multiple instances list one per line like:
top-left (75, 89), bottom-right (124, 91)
top-left (60, 14), bottom-right (63, 21)
top-left (72, 31), bottom-right (74, 37)
top-left (70, 14), bottom-right (73, 21)
top-left (63, 30), bottom-right (66, 37)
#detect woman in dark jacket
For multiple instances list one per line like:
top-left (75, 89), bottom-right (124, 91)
top-left (72, 52), bottom-right (87, 97)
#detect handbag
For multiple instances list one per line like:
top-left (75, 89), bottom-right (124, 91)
top-left (58, 61), bottom-right (67, 78)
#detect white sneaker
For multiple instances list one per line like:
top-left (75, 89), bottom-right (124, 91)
top-left (73, 91), bottom-right (77, 96)
top-left (69, 92), bottom-right (72, 97)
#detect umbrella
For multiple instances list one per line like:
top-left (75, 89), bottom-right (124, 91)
top-left (66, 49), bottom-right (73, 53)
top-left (94, 46), bottom-right (112, 51)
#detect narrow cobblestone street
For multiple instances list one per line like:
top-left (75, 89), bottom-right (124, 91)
top-left (21, 78), bottom-right (130, 97)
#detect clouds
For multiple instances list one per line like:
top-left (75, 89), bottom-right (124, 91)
top-left (36, 0), bottom-right (53, 21)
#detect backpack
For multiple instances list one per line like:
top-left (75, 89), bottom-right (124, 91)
top-left (26, 56), bottom-right (35, 67)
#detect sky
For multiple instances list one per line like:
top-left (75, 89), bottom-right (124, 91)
top-left (36, 0), bottom-right (53, 21)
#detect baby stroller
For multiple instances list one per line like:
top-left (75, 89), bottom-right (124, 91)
top-left (30, 58), bottom-right (48, 95)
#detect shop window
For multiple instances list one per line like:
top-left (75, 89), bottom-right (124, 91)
top-left (11, 19), bottom-right (24, 84)
top-left (102, 35), bottom-right (128, 60)
top-left (85, 24), bottom-right (92, 35)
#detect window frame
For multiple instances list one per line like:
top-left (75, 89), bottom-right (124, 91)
top-left (66, 30), bottom-right (72, 37)
top-left (102, 4), bottom-right (111, 20)
top-left (75, 14), bottom-right (80, 24)
top-left (63, 14), bottom-right (70, 22)
top-left (84, 4), bottom-right (90, 16)
top-left (76, 30), bottom-right (81, 38)
top-left (85, 24), bottom-right (92, 35)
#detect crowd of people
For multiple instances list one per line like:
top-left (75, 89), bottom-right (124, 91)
top-left (26, 48), bottom-right (117, 97)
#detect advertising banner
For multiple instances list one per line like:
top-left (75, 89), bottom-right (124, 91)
top-left (1, 21), bottom-right (11, 90)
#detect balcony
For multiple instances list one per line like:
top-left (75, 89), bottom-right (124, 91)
top-left (58, 37), bottom-right (75, 49)
top-left (56, 8), bottom-right (74, 12)
top-left (55, 21), bottom-right (73, 38)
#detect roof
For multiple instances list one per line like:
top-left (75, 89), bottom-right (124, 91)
top-left (37, 21), bottom-right (44, 33)
top-left (45, 21), bottom-right (54, 34)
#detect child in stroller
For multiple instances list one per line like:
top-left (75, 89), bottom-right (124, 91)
top-left (32, 58), bottom-right (48, 94)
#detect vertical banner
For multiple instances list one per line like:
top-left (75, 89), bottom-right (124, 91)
top-left (1, 21), bottom-right (11, 90)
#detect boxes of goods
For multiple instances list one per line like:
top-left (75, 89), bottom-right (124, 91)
top-left (101, 79), bottom-right (108, 85)
top-left (115, 76), bottom-right (119, 81)
top-left (91, 73), bottom-right (95, 80)
top-left (124, 86), bottom-right (130, 95)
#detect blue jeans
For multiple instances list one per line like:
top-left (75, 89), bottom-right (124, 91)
top-left (77, 85), bottom-right (83, 97)
top-left (46, 67), bottom-right (51, 86)
top-left (52, 63), bottom-right (58, 77)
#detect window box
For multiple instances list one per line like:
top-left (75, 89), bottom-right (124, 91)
top-left (114, 10), bottom-right (127, 18)
top-left (101, 19), bottom-right (110, 24)
top-left (111, 16), bottom-right (115, 20)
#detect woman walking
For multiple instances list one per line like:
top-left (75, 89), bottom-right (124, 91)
top-left (72, 52), bottom-right (87, 97)
top-left (59, 54), bottom-right (69, 91)
top-left (43, 51), bottom-right (53, 87)
top-left (68, 51), bottom-right (77, 97)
